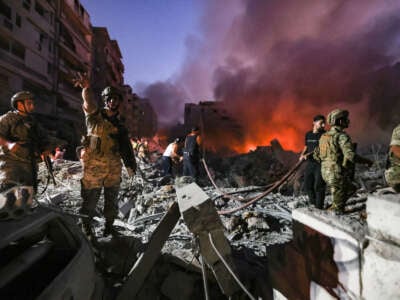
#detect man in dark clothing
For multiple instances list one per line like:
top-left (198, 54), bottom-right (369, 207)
top-left (183, 127), bottom-right (202, 180)
top-left (299, 115), bottom-right (326, 209)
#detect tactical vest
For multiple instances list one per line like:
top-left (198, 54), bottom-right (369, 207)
top-left (318, 129), bottom-right (343, 163)
top-left (0, 111), bottom-right (42, 161)
top-left (84, 109), bottom-right (119, 156)
top-left (388, 149), bottom-right (400, 167)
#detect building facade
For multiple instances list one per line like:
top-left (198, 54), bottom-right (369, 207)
top-left (0, 0), bottom-right (91, 152)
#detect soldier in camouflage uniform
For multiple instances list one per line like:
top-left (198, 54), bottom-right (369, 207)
top-left (314, 109), bottom-right (372, 214)
top-left (0, 91), bottom-right (52, 193)
top-left (74, 73), bottom-right (136, 236)
top-left (385, 124), bottom-right (400, 192)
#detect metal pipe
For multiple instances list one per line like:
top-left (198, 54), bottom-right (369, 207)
top-left (208, 232), bottom-right (256, 300)
top-left (199, 255), bottom-right (210, 300)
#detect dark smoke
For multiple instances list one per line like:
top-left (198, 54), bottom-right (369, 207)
top-left (142, 81), bottom-right (188, 125)
top-left (144, 0), bottom-right (400, 149)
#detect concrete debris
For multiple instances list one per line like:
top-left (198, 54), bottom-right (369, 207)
top-left (31, 145), bottom-right (391, 299)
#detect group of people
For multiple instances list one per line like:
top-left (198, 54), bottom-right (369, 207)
top-left (161, 127), bottom-right (202, 180)
top-left (0, 79), bottom-right (398, 232)
top-left (300, 109), bottom-right (399, 214)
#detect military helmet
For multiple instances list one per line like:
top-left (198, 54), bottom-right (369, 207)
top-left (101, 86), bottom-right (122, 102)
top-left (11, 91), bottom-right (34, 109)
top-left (327, 109), bottom-right (349, 126)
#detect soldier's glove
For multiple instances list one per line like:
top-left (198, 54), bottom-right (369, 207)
top-left (126, 167), bottom-right (135, 177)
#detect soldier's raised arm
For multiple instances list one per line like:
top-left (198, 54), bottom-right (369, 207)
top-left (72, 72), bottom-right (97, 114)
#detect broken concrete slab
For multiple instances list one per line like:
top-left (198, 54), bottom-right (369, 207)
top-left (367, 193), bottom-right (400, 245)
top-left (362, 239), bottom-right (400, 300)
top-left (116, 202), bottom-right (180, 300)
top-left (292, 208), bottom-right (364, 298)
top-left (176, 183), bottom-right (223, 234)
top-left (175, 183), bottom-right (240, 296)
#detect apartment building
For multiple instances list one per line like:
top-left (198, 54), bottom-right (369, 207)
top-left (0, 0), bottom-right (90, 154)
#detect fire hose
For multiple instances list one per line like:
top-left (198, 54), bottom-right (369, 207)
top-left (201, 153), bottom-right (311, 215)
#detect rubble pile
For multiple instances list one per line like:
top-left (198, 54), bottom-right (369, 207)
top-left (33, 144), bottom-right (386, 299)
top-left (204, 140), bottom-right (298, 188)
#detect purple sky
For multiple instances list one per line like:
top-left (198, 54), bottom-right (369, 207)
top-left (80, 0), bottom-right (203, 90)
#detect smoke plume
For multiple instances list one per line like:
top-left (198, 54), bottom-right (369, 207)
top-left (145, 0), bottom-right (400, 151)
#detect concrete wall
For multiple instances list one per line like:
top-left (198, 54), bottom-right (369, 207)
top-left (270, 194), bottom-right (400, 300)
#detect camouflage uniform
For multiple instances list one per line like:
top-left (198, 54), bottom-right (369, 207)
top-left (80, 107), bottom-right (136, 231)
top-left (385, 124), bottom-right (400, 191)
top-left (314, 125), bottom-right (355, 212)
top-left (0, 111), bottom-right (50, 193)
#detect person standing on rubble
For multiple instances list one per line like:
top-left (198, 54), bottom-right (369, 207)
top-left (73, 73), bottom-right (136, 236)
top-left (385, 123), bottom-right (400, 192)
top-left (137, 138), bottom-right (150, 163)
top-left (183, 127), bottom-right (202, 180)
top-left (299, 115), bottom-right (326, 209)
top-left (161, 138), bottom-right (183, 176)
top-left (0, 91), bottom-right (54, 195)
top-left (314, 109), bottom-right (372, 214)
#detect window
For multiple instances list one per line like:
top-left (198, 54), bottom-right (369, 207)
top-left (79, 4), bottom-right (84, 17)
top-left (0, 34), bottom-right (9, 51)
top-left (3, 19), bottom-right (12, 30)
top-left (11, 40), bottom-right (25, 59)
top-left (47, 62), bottom-right (53, 75)
top-left (48, 38), bottom-right (53, 53)
top-left (16, 14), bottom-right (21, 27)
top-left (35, 2), bottom-right (45, 17)
top-left (23, 0), bottom-right (31, 10)
top-left (0, 1), bottom-right (11, 19)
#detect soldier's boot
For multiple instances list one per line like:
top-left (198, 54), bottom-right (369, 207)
top-left (80, 187), bottom-right (102, 237)
top-left (330, 187), bottom-right (345, 215)
top-left (103, 186), bottom-right (120, 237)
top-left (307, 190), bottom-right (316, 206)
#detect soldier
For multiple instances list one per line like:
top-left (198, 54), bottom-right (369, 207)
top-left (385, 124), bottom-right (400, 192)
top-left (74, 73), bottom-right (136, 236)
top-left (0, 91), bottom-right (52, 194)
top-left (183, 127), bottom-right (202, 180)
top-left (299, 115), bottom-right (326, 209)
top-left (314, 109), bottom-right (372, 214)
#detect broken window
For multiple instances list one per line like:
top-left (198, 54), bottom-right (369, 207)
top-left (0, 1), bottom-right (11, 19)
top-left (0, 33), bottom-right (9, 51)
top-left (16, 13), bottom-right (21, 27)
top-left (60, 23), bottom-right (76, 52)
top-left (35, 2), bottom-right (45, 17)
top-left (11, 40), bottom-right (25, 60)
top-left (23, 0), bottom-right (31, 10)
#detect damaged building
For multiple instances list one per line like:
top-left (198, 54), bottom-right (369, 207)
top-left (0, 0), bottom-right (157, 154)
top-left (0, 1), bottom-right (399, 300)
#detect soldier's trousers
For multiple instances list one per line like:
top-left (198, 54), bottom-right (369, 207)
top-left (80, 151), bottom-right (122, 225)
top-left (304, 161), bottom-right (326, 209)
top-left (183, 158), bottom-right (199, 180)
top-left (321, 163), bottom-right (352, 212)
top-left (385, 166), bottom-right (400, 192)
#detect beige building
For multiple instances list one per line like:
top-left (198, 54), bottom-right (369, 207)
top-left (0, 0), bottom-right (156, 151)
top-left (0, 0), bottom-right (92, 151)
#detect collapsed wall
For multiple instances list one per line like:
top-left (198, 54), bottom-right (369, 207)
top-left (270, 192), bottom-right (400, 299)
